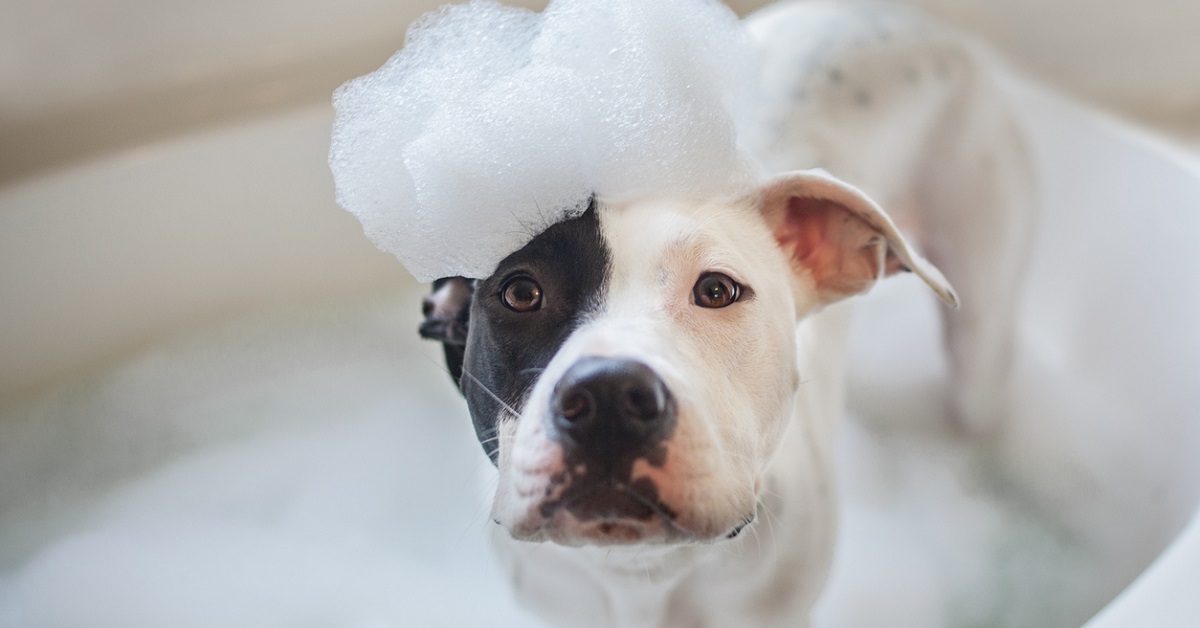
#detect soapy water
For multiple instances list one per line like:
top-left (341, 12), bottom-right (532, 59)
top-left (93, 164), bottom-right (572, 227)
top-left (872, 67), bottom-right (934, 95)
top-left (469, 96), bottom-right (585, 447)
top-left (329, 0), bottom-right (760, 282)
top-left (0, 290), bottom-right (546, 627)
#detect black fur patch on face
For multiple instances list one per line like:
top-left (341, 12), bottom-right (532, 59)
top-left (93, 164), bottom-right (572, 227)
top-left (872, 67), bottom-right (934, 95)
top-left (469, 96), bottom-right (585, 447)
top-left (460, 205), bottom-right (610, 462)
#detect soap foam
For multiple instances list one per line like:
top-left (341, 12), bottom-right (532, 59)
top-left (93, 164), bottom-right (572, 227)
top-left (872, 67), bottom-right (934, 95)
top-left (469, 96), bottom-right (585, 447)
top-left (329, 0), bottom-right (758, 282)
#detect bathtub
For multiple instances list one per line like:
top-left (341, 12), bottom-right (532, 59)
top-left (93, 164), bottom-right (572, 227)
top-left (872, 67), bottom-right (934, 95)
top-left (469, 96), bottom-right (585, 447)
top-left (2, 6), bottom-right (1200, 628)
top-left (0, 103), bottom-right (549, 626)
top-left (816, 79), bottom-right (1200, 627)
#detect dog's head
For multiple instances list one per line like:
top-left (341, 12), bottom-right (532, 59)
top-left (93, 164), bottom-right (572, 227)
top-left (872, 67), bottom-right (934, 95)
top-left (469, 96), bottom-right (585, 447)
top-left (420, 170), bottom-right (955, 547)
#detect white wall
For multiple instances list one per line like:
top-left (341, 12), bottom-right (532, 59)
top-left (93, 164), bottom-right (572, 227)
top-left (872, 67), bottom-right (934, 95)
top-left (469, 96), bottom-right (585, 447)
top-left (908, 0), bottom-right (1200, 126)
top-left (4, 0), bottom-right (1199, 182)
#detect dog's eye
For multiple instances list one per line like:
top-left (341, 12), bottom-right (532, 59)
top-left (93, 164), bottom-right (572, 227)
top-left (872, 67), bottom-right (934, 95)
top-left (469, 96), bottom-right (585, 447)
top-left (500, 275), bottom-right (543, 313)
top-left (693, 272), bottom-right (742, 308)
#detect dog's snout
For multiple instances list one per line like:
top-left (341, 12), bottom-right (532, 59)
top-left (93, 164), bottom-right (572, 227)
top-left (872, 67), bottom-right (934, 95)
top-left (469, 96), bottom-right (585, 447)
top-left (551, 357), bottom-right (674, 445)
top-left (555, 387), bottom-right (595, 424)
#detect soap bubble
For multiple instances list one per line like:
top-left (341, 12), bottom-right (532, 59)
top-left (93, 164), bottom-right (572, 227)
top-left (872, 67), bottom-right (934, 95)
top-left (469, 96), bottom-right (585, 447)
top-left (330, 0), bottom-right (759, 282)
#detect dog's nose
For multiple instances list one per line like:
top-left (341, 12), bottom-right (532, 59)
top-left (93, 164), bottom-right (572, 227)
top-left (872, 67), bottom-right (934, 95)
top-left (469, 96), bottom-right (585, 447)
top-left (551, 357), bottom-right (674, 446)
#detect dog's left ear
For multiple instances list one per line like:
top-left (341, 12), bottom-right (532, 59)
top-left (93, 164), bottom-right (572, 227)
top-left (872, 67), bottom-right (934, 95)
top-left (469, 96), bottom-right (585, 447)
top-left (419, 277), bottom-right (475, 386)
top-left (759, 169), bottom-right (958, 312)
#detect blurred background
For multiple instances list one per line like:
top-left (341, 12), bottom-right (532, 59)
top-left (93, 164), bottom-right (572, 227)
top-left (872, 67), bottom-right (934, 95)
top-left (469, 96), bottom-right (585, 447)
top-left (1, 1), bottom-right (1199, 626)
top-left (5, 0), bottom-right (1200, 184)
top-left (4, 0), bottom-right (1200, 402)
top-left (3, 0), bottom-right (1200, 400)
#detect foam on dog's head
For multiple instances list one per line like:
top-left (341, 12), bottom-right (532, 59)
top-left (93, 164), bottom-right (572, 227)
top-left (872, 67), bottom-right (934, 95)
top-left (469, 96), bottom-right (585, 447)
top-left (329, 0), bottom-right (758, 282)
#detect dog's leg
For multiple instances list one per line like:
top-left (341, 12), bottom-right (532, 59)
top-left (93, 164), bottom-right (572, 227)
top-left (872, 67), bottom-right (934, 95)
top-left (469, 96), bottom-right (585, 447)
top-left (913, 61), bottom-right (1034, 432)
top-left (746, 1), bottom-right (1035, 431)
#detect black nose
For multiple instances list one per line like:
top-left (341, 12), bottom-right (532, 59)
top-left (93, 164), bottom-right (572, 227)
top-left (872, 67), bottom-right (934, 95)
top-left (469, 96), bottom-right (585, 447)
top-left (551, 357), bottom-right (675, 448)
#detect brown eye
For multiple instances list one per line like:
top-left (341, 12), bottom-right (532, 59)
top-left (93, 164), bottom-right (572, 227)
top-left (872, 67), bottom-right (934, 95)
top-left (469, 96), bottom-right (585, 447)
top-left (693, 272), bottom-right (742, 308)
top-left (500, 275), bottom-right (543, 312)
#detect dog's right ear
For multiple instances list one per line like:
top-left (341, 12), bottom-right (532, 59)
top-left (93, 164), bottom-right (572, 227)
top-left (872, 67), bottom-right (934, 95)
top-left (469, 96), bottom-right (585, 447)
top-left (759, 169), bottom-right (958, 313)
top-left (419, 277), bottom-right (475, 386)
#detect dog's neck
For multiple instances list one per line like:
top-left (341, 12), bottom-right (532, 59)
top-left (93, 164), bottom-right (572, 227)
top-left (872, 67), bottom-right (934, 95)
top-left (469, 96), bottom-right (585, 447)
top-left (490, 305), bottom-right (853, 627)
top-left (491, 538), bottom-right (706, 625)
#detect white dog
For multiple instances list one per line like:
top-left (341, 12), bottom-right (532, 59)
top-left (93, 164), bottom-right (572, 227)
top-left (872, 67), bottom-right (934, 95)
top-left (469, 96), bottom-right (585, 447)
top-left (419, 1), bottom-right (1032, 625)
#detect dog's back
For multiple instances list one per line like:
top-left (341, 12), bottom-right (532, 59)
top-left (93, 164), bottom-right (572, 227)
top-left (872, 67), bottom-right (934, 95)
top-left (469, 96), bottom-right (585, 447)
top-left (745, 0), bottom-right (1035, 433)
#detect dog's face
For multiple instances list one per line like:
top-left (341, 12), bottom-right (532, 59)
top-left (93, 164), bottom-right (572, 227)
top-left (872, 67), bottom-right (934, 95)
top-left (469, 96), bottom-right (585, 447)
top-left (421, 170), bottom-right (955, 547)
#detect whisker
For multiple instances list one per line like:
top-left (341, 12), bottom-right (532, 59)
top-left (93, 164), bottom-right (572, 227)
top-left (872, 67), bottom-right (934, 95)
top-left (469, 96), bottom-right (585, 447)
top-left (417, 348), bottom-right (459, 380)
top-left (759, 497), bottom-right (781, 555)
top-left (414, 333), bottom-right (529, 424)
top-left (476, 435), bottom-right (503, 448)
top-left (749, 515), bottom-right (763, 556)
top-left (460, 367), bottom-right (522, 419)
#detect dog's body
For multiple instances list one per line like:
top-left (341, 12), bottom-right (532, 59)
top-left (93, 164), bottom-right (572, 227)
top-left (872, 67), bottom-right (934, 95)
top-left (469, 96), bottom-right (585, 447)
top-left (421, 1), bottom-right (1032, 625)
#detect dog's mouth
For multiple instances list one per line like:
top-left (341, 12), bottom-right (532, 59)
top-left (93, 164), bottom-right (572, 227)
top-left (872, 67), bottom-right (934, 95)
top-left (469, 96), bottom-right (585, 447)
top-left (524, 480), bottom-right (679, 545)
top-left (503, 478), bottom-right (754, 546)
top-left (552, 479), bottom-right (675, 522)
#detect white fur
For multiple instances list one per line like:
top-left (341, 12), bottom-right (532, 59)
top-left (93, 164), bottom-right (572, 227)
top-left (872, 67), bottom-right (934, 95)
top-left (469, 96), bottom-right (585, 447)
top-left (492, 195), bottom-right (850, 626)
top-left (484, 1), bottom-right (1032, 625)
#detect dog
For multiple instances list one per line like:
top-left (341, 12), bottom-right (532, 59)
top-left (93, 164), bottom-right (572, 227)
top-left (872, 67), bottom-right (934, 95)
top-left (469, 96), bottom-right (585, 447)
top-left (419, 1), bottom-right (1032, 625)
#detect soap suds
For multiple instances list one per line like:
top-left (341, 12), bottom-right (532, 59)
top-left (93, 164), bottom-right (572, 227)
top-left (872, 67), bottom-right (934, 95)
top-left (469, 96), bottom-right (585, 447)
top-left (329, 0), bottom-right (759, 282)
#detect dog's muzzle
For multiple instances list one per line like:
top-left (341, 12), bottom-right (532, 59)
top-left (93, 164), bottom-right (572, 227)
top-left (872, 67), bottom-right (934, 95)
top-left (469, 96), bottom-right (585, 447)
top-left (538, 356), bottom-right (679, 529)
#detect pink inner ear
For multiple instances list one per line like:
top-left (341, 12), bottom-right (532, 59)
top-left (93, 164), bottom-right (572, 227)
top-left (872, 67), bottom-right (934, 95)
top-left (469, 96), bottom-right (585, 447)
top-left (774, 196), bottom-right (889, 302)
